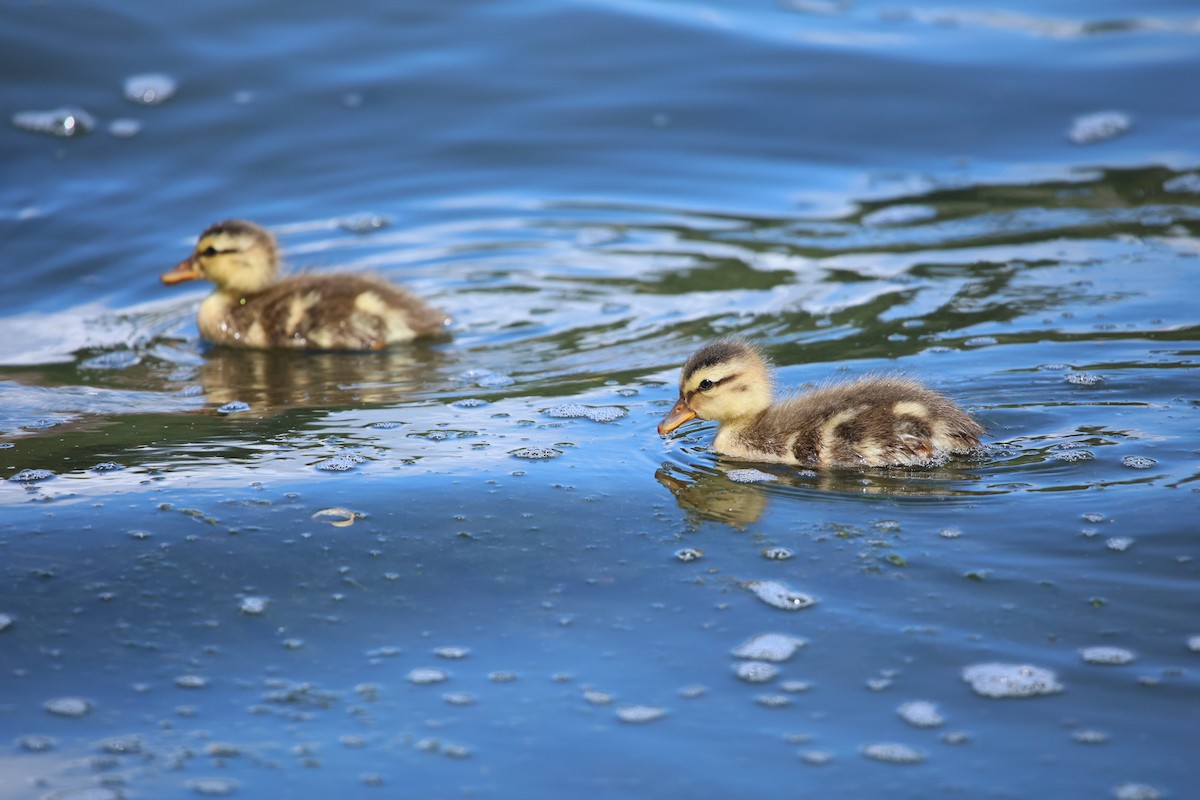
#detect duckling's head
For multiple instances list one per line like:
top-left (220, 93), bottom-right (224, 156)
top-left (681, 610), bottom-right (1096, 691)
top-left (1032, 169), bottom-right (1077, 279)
top-left (658, 338), bottom-right (774, 435)
top-left (162, 219), bottom-right (279, 295)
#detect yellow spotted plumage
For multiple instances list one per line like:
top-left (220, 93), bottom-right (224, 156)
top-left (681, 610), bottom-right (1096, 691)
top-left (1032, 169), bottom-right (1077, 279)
top-left (162, 219), bottom-right (449, 350)
top-left (658, 339), bottom-right (982, 468)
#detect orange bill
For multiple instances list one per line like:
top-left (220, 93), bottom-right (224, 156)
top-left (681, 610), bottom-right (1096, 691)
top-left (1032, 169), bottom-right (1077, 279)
top-left (161, 256), bottom-right (202, 285)
top-left (657, 398), bottom-right (696, 435)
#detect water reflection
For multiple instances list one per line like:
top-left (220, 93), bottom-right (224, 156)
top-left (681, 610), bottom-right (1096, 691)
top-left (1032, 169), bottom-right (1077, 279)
top-left (656, 451), bottom-right (994, 527)
top-left (656, 462), bottom-right (769, 529)
top-left (189, 345), bottom-right (446, 410)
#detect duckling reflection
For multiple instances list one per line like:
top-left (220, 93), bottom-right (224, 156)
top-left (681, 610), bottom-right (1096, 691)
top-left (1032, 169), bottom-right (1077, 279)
top-left (656, 463), bottom-right (769, 529)
top-left (657, 458), bottom-right (991, 527)
top-left (162, 219), bottom-right (450, 350)
top-left (190, 346), bottom-right (445, 410)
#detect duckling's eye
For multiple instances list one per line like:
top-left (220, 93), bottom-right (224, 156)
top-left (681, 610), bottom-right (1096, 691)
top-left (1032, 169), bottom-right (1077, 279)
top-left (698, 379), bottom-right (714, 391)
top-left (201, 246), bottom-right (218, 257)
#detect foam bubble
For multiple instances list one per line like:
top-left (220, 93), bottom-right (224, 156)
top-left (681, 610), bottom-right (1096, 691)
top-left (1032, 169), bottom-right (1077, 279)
top-left (10, 469), bottom-right (55, 483)
top-left (727, 468), bottom-right (778, 483)
top-left (510, 447), bottom-right (563, 460)
top-left (1080, 646), bottom-right (1136, 665)
top-left (745, 580), bottom-right (817, 611)
top-left (734, 661), bottom-right (779, 683)
top-left (897, 700), bottom-right (945, 728)
top-left (239, 596), bottom-right (269, 615)
top-left (731, 633), bottom-right (807, 662)
top-left (962, 662), bottom-right (1063, 698)
top-left (861, 742), bottom-right (926, 764)
top-left (187, 778), bottom-right (238, 797)
top-left (124, 73), bottom-right (177, 105)
top-left (1121, 456), bottom-right (1156, 470)
top-left (175, 675), bottom-right (209, 689)
top-left (44, 697), bottom-right (91, 717)
top-left (616, 705), bottom-right (666, 723)
top-left (12, 106), bottom-right (95, 137)
top-left (545, 403), bottom-right (627, 422)
top-left (408, 668), bottom-right (448, 685)
top-left (1068, 111), bottom-right (1131, 144)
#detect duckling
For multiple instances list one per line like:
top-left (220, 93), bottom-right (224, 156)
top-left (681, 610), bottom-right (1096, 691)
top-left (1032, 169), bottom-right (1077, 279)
top-left (658, 339), bottom-right (982, 468)
top-left (161, 219), bottom-right (449, 350)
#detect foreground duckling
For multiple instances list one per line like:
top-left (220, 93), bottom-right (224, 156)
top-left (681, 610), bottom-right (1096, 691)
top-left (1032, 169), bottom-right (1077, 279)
top-left (162, 219), bottom-right (449, 350)
top-left (658, 339), bottom-right (982, 468)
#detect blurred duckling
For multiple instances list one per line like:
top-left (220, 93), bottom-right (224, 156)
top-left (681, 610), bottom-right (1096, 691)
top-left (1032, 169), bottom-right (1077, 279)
top-left (658, 338), bottom-right (982, 468)
top-left (162, 219), bottom-right (449, 350)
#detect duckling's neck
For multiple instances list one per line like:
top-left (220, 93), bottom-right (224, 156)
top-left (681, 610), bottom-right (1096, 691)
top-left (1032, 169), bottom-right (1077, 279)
top-left (711, 408), bottom-right (770, 455)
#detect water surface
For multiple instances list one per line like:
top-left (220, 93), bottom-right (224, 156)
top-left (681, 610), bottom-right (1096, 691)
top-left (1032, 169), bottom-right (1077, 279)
top-left (2, 1), bottom-right (1198, 798)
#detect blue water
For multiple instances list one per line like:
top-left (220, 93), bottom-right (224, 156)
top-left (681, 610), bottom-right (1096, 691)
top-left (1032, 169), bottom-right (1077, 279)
top-left (2, 1), bottom-right (1198, 798)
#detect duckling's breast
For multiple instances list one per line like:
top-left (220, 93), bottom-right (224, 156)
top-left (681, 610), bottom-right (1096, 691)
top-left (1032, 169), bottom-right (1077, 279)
top-left (198, 293), bottom-right (270, 348)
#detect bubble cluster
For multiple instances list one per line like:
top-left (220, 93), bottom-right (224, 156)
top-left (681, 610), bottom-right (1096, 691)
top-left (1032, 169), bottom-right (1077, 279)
top-left (745, 580), bottom-right (817, 611)
top-left (726, 468), bottom-right (778, 483)
top-left (861, 742), bottom-right (926, 764)
top-left (545, 403), bottom-right (627, 422)
top-left (124, 73), bottom-right (177, 104)
top-left (16, 734), bottom-right (56, 752)
top-left (510, 447), bottom-right (563, 460)
top-left (239, 596), bottom-right (270, 615)
top-left (897, 700), bottom-right (945, 728)
top-left (731, 633), bottom-right (807, 662)
top-left (459, 368), bottom-right (514, 388)
top-left (10, 469), bottom-right (55, 483)
top-left (434, 646), bottom-right (470, 659)
top-left (962, 663), bottom-right (1063, 698)
top-left (407, 668), bottom-right (449, 685)
top-left (734, 661), bottom-right (779, 683)
top-left (1080, 646), bottom-right (1136, 665)
top-left (1121, 456), bottom-right (1156, 470)
top-left (1068, 110), bottom-right (1131, 145)
top-left (44, 696), bottom-right (92, 717)
top-left (338, 213), bottom-right (391, 233)
top-left (314, 455), bottom-right (362, 471)
top-left (615, 705), bottom-right (666, 723)
top-left (187, 778), bottom-right (238, 797)
top-left (12, 106), bottom-right (95, 137)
